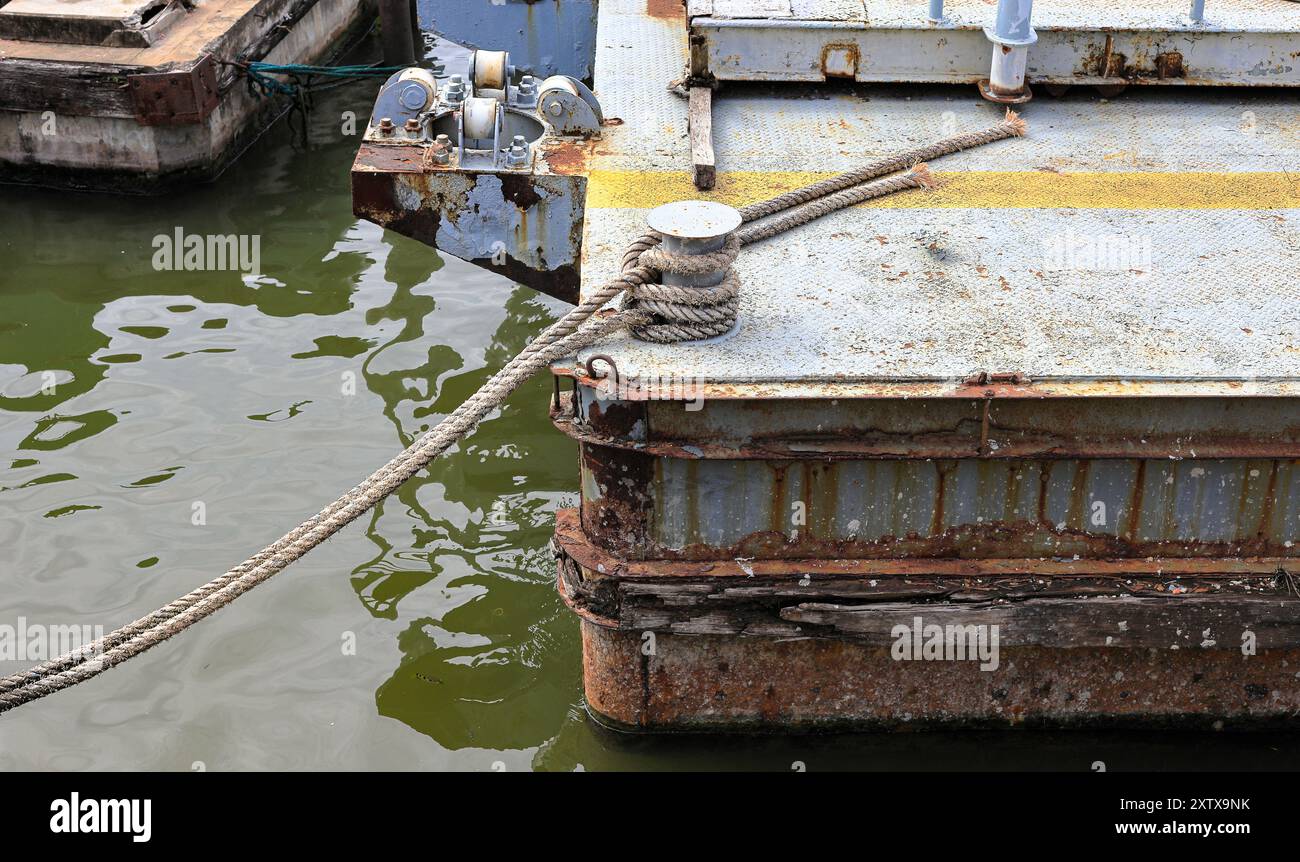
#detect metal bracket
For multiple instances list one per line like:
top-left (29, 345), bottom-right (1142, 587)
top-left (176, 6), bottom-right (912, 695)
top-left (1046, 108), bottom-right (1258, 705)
top-left (536, 76), bottom-right (603, 137)
top-left (127, 53), bottom-right (220, 126)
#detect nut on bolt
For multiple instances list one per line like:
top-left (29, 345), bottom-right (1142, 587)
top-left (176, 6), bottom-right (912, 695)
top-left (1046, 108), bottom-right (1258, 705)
top-left (516, 75), bottom-right (538, 103)
top-left (443, 74), bottom-right (466, 105)
top-left (506, 134), bottom-right (529, 168)
top-left (377, 117), bottom-right (395, 136)
top-left (432, 133), bottom-right (452, 165)
top-left (404, 118), bottom-right (422, 138)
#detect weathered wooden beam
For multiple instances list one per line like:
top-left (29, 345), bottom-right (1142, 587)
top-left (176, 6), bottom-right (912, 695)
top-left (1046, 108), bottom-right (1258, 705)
top-left (0, 0), bottom-right (333, 116)
top-left (782, 595), bottom-right (1300, 649)
top-left (687, 85), bottom-right (714, 190)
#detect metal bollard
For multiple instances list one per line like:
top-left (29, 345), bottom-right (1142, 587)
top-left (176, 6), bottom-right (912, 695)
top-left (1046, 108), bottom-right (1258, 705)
top-left (645, 201), bottom-right (742, 289)
top-left (980, 0), bottom-right (1035, 103)
top-left (927, 0), bottom-right (945, 24)
top-left (1189, 0), bottom-right (1206, 23)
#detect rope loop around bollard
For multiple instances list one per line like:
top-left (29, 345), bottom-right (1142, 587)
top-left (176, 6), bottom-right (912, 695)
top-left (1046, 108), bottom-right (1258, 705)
top-left (621, 233), bottom-right (743, 343)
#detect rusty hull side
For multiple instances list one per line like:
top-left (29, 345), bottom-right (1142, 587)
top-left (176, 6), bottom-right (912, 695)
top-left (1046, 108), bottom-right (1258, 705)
top-left (553, 383), bottom-right (1300, 730)
top-left (580, 624), bottom-right (1300, 731)
top-left (558, 509), bottom-right (1300, 730)
top-left (559, 392), bottom-right (1300, 563)
top-left (352, 139), bottom-right (596, 304)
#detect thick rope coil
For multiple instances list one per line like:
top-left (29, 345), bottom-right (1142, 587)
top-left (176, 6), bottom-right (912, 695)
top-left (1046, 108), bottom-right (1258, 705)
top-left (0, 111), bottom-right (1024, 714)
top-left (622, 234), bottom-right (742, 343)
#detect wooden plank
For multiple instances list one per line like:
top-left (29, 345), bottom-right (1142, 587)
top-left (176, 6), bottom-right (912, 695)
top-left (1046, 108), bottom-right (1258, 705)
top-left (781, 595), bottom-right (1300, 649)
top-left (0, 0), bottom-right (316, 115)
top-left (688, 85), bottom-right (715, 190)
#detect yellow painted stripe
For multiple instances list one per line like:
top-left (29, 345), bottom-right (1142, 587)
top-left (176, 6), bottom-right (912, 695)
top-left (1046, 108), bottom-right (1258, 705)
top-left (586, 170), bottom-right (1300, 210)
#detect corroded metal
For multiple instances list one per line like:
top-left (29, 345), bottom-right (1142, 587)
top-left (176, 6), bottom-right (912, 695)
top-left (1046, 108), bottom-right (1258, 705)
top-left (556, 510), bottom-right (1300, 730)
top-left (689, 0), bottom-right (1300, 87)
top-left (557, 389), bottom-right (1300, 562)
top-left (351, 43), bottom-right (606, 303)
top-left (352, 137), bottom-right (596, 303)
top-left (546, 0), bottom-right (1300, 731)
top-left (126, 53), bottom-right (220, 126)
top-left (553, 372), bottom-right (1300, 728)
top-left (578, 623), bottom-right (1300, 731)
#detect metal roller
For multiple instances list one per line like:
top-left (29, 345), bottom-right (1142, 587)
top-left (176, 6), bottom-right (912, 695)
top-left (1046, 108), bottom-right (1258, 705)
top-left (461, 96), bottom-right (500, 144)
top-left (369, 67), bottom-right (439, 127)
top-left (536, 75), bottom-right (603, 137)
top-left (471, 50), bottom-right (510, 91)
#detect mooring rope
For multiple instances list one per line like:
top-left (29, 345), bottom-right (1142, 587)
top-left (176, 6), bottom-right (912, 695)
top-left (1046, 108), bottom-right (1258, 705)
top-left (0, 110), bottom-right (1024, 714)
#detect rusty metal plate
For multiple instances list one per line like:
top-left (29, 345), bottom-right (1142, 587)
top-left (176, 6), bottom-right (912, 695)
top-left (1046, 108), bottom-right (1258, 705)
top-left (579, 622), bottom-right (1300, 730)
top-left (127, 53), bottom-right (220, 126)
top-left (689, 0), bottom-right (1300, 86)
top-left (351, 140), bottom-right (592, 304)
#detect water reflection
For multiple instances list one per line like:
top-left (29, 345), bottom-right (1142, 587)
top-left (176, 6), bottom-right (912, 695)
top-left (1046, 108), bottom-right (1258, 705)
top-left (0, 39), bottom-right (584, 761)
top-left (354, 279), bottom-right (581, 750)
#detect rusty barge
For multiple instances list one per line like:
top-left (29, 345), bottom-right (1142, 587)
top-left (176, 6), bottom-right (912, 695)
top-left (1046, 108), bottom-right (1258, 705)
top-left (0, 0), bottom-right (379, 192)
top-left (352, 0), bottom-right (1300, 730)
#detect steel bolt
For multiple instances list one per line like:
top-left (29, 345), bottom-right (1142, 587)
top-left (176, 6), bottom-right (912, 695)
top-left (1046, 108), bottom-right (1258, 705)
top-left (378, 117), bottom-right (395, 136)
top-left (506, 134), bottom-right (529, 167)
top-left (404, 118), bottom-right (422, 138)
top-left (444, 74), bottom-right (466, 105)
top-left (433, 133), bottom-right (451, 165)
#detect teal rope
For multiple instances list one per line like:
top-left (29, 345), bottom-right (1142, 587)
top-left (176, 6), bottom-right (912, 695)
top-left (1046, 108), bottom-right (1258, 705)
top-left (242, 62), bottom-right (407, 98)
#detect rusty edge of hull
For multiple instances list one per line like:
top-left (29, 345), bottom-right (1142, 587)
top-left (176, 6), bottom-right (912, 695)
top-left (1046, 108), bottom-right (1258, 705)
top-left (351, 137), bottom-right (599, 304)
top-left (551, 391), bottom-right (1300, 461)
top-left (553, 367), bottom-right (1300, 401)
top-left (555, 510), bottom-right (1300, 730)
top-left (577, 622), bottom-right (1300, 732)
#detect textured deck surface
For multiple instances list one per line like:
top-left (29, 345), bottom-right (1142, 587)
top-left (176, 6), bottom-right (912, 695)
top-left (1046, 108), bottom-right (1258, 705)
top-left (570, 0), bottom-right (1300, 396)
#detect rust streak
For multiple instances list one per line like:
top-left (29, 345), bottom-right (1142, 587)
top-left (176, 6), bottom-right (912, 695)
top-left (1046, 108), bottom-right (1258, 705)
top-left (645, 0), bottom-right (684, 20)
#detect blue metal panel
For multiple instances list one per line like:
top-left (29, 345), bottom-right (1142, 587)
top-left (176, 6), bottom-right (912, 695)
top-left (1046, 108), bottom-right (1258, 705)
top-left (419, 0), bottom-right (598, 80)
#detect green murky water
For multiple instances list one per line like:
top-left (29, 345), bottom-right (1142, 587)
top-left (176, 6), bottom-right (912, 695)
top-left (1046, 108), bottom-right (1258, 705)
top-left (3, 45), bottom-right (1298, 771)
